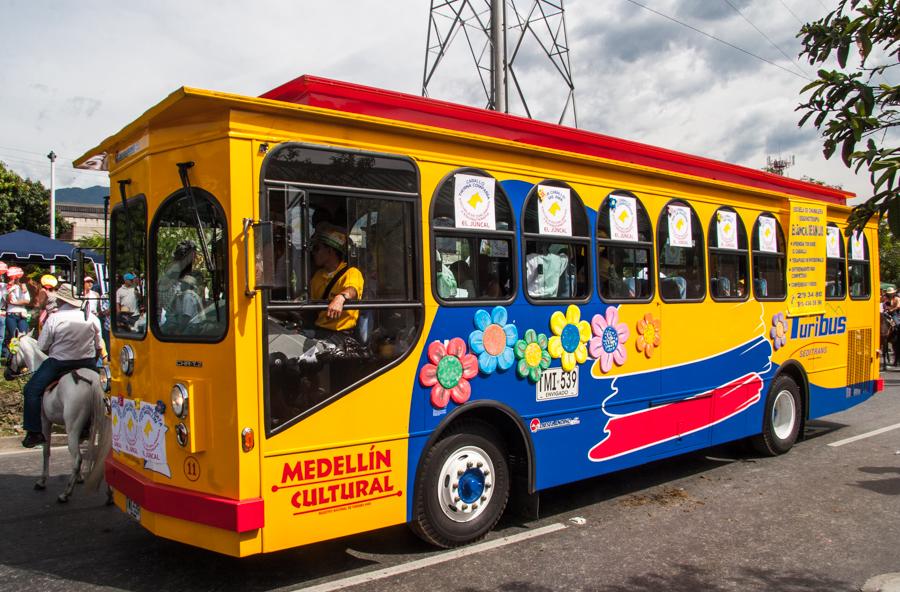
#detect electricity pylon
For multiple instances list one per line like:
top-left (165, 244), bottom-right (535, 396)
top-left (422, 0), bottom-right (577, 127)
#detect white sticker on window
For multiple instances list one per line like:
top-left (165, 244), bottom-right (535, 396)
top-left (667, 205), bottom-right (692, 248)
top-left (850, 230), bottom-right (865, 261)
top-left (453, 174), bottom-right (496, 231)
top-left (609, 195), bottom-right (638, 242)
top-left (536, 185), bottom-right (572, 236)
top-left (826, 226), bottom-right (841, 258)
top-left (716, 210), bottom-right (738, 249)
top-left (759, 217), bottom-right (777, 253)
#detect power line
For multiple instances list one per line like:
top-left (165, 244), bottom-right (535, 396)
top-left (776, 0), bottom-right (806, 26)
top-left (0, 153), bottom-right (107, 177)
top-left (623, 0), bottom-right (812, 81)
top-left (722, 0), bottom-right (812, 79)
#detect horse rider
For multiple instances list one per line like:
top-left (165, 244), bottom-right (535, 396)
top-left (21, 283), bottom-right (104, 448)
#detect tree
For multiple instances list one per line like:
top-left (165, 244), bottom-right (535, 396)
top-left (797, 0), bottom-right (898, 234)
top-left (0, 161), bottom-right (71, 236)
top-left (878, 219), bottom-right (900, 284)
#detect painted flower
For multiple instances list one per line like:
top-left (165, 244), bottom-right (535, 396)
top-left (770, 312), bottom-right (788, 351)
top-left (589, 307), bottom-right (629, 373)
top-left (548, 305), bottom-right (591, 372)
top-left (469, 306), bottom-right (518, 374)
top-left (635, 313), bottom-right (661, 358)
top-left (419, 338), bottom-right (478, 409)
top-left (515, 329), bottom-right (552, 382)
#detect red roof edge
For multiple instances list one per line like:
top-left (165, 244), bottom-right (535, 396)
top-left (260, 75), bottom-right (851, 206)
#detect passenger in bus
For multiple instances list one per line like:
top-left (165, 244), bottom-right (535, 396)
top-left (167, 275), bottom-right (204, 329)
top-left (525, 247), bottom-right (568, 297)
top-left (116, 273), bottom-right (140, 330)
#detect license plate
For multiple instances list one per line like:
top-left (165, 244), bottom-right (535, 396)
top-left (536, 367), bottom-right (579, 401)
top-left (126, 497), bottom-right (141, 522)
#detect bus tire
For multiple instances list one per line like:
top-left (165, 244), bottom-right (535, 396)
top-left (751, 374), bottom-right (801, 456)
top-left (412, 420), bottom-right (510, 548)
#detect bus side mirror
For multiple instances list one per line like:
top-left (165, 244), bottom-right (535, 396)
top-left (71, 249), bottom-right (88, 297)
top-left (243, 219), bottom-right (281, 296)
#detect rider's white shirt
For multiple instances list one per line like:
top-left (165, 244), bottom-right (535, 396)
top-left (38, 305), bottom-right (101, 360)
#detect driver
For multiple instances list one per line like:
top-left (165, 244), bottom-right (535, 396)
top-left (20, 283), bottom-right (104, 448)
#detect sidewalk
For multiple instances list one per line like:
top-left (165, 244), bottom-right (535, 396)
top-left (0, 434), bottom-right (68, 452)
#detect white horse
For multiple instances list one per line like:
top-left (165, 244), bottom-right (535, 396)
top-left (8, 334), bottom-right (111, 502)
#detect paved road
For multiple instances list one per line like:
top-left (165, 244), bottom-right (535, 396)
top-left (1, 374), bottom-right (899, 592)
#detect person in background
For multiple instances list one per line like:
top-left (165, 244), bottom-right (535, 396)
top-left (83, 276), bottom-right (100, 315)
top-left (0, 262), bottom-right (7, 360)
top-left (116, 272), bottom-right (139, 330)
top-left (5, 267), bottom-right (30, 356)
top-left (20, 283), bottom-right (103, 448)
top-left (35, 274), bottom-right (59, 333)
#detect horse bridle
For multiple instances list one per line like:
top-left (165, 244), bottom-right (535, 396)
top-left (5, 338), bottom-right (34, 380)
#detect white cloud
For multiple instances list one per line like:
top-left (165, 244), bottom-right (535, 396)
top-left (0, 0), bottom-right (876, 202)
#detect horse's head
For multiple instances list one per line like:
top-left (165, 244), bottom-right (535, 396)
top-left (5, 331), bottom-right (36, 379)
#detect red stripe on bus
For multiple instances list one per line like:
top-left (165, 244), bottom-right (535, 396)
top-left (105, 458), bottom-right (264, 533)
top-left (261, 76), bottom-right (850, 205)
top-left (589, 372), bottom-right (763, 462)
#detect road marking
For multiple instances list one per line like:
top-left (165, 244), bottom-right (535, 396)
top-left (293, 523), bottom-right (567, 592)
top-left (828, 422), bottom-right (900, 447)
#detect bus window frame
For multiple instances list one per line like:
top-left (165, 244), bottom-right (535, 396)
top-left (707, 206), bottom-right (749, 303)
top-left (750, 212), bottom-right (787, 302)
top-left (520, 179), bottom-right (592, 306)
top-left (148, 187), bottom-right (230, 344)
top-left (429, 168), bottom-right (517, 308)
top-left (825, 221), bottom-right (847, 301)
top-left (848, 231), bottom-right (871, 301)
top-left (110, 194), bottom-right (148, 341)
top-left (259, 142), bottom-right (425, 434)
top-left (596, 189), bottom-right (655, 304)
top-left (656, 198), bottom-right (706, 303)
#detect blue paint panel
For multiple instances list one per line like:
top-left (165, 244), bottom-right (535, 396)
top-left (808, 380), bottom-right (876, 419)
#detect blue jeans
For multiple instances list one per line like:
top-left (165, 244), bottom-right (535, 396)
top-left (23, 357), bottom-right (97, 433)
top-left (4, 313), bottom-right (28, 357)
top-left (0, 315), bottom-right (5, 359)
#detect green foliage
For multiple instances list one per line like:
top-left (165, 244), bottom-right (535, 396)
top-left (0, 161), bottom-right (72, 236)
top-left (878, 219), bottom-right (900, 283)
top-left (797, 0), bottom-right (899, 234)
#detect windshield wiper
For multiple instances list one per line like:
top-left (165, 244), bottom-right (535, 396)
top-left (176, 162), bottom-right (220, 321)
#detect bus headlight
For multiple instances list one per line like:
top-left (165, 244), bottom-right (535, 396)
top-left (99, 365), bottom-right (111, 393)
top-left (171, 383), bottom-right (189, 418)
top-left (119, 345), bottom-right (135, 376)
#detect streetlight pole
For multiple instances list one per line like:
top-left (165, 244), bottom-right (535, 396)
top-left (47, 150), bottom-right (57, 239)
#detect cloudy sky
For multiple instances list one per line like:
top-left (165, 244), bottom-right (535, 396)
top-left (0, 0), bottom-right (878, 202)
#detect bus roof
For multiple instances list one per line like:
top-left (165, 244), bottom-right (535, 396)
top-left (261, 76), bottom-right (850, 205)
top-left (76, 74), bottom-right (850, 206)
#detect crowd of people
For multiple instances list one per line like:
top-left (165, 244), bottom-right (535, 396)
top-left (0, 262), bottom-right (109, 448)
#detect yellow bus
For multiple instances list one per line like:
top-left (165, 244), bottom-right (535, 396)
top-left (76, 75), bottom-right (882, 557)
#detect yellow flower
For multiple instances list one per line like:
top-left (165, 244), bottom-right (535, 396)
top-left (547, 304), bottom-right (591, 371)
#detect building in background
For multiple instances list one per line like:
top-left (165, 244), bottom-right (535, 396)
top-left (57, 202), bottom-right (105, 243)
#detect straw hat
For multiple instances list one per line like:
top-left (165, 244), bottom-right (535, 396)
top-left (312, 224), bottom-right (347, 255)
top-left (54, 283), bottom-right (83, 308)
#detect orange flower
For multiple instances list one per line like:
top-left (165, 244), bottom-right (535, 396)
top-left (635, 313), bottom-right (661, 358)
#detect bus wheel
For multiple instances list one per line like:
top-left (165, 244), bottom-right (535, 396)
top-left (751, 375), bottom-right (801, 456)
top-left (412, 421), bottom-right (510, 548)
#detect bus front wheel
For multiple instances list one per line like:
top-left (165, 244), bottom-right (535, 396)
top-left (412, 420), bottom-right (510, 548)
top-left (751, 374), bottom-right (802, 456)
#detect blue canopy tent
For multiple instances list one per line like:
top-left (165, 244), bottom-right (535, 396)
top-left (0, 230), bottom-right (107, 294)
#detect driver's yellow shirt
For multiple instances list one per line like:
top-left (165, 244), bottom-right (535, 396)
top-left (310, 263), bottom-right (364, 332)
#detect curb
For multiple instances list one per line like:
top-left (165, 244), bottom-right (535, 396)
top-left (0, 434), bottom-right (68, 451)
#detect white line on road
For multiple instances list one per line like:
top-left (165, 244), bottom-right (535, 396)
top-left (827, 422), bottom-right (900, 447)
top-left (292, 523), bottom-right (568, 592)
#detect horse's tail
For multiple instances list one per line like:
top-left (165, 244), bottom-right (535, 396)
top-left (84, 375), bottom-right (111, 491)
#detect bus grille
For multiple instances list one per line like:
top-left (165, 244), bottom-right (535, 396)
top-left (846, 328), bottom-right (873, 398)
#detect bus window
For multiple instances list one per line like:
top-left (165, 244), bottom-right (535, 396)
top-left (707, 206), bottom-right (749, 300)
top-left (151, 188), bottom-right (228, 341)
top-left (825, 222), bottom-right (846, 300)
top-left (848, 230), bottom-right (871, 299)
top-left (522, 180), bottom-right (591, 302)
top-left (657, 200), bottom-right (705, 301)
top-left (596, 190), bottom-right (653, 301)
top-left (751, 213), bottom-right (786, 300)
top-left (263, 145), bottom-right (422, 431)
top-left (110, 196), bottom-right (147, 338)
top-left (431, 169), bottom-right (515, 302)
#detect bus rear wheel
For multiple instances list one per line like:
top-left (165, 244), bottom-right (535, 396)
top-left (751, 375), bottom-right (802, 456)
top-left (412, 420), bottom-right (510, 548)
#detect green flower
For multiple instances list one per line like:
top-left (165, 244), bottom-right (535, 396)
top-left (514, 329), bottom-right (552, 382)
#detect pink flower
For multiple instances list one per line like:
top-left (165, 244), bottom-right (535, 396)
top-left (589, 307), bottom-right (629, 373)
top-left (419, 338), bottom-right (478, 409)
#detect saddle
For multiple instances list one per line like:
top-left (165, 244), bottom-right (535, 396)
top-left (44, 369), bottom-right (94, 394)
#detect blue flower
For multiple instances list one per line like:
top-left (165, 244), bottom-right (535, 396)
top-left (469, 306), bottom-right (518, 374)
